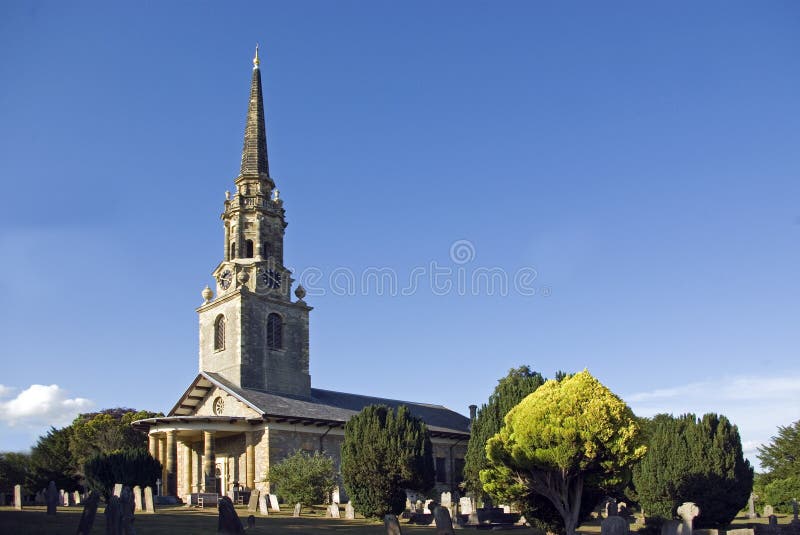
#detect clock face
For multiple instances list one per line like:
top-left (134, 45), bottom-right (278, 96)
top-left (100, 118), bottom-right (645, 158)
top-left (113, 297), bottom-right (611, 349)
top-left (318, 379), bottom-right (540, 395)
top-left (260, 268), bottom-right (282, 289)
top-left (219, 270), bottom-right (233, 290)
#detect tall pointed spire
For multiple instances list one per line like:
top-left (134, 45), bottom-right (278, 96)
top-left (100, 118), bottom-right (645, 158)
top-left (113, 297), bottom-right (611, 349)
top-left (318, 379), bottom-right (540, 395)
top-left (239, 44), bottom-right (270, 178)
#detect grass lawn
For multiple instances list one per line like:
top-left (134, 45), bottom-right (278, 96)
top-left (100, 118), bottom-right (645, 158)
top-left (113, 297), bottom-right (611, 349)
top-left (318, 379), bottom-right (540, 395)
top-left (0, 506), bottom-right (794, 535)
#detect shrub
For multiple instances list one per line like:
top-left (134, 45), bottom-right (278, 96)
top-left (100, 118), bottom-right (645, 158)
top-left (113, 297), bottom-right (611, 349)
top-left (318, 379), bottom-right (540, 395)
top-left (266, 450), bottom-right (336, 506)
top-left (83, 449), bottom-right (161, 499)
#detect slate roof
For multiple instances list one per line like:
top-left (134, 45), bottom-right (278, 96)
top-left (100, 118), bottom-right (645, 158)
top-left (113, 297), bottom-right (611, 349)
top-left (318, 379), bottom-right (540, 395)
top-left (170, 372), bottom-right (471, 438)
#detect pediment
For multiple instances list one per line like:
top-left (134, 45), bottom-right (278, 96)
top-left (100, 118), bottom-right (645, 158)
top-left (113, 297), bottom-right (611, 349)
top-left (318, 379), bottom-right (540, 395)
top-left (169, 374), bottom-right (261, 419)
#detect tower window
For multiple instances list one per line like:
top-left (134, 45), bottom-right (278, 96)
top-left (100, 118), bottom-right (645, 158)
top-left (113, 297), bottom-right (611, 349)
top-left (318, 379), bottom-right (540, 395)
top-left (214, 315), bottom-right (225, 350)
top-left (267, 313), bottom-right (282, 350)
top-left (245, 239), bottom-right (254, 258)
top-left (230, 243), bottom-right (237, 259)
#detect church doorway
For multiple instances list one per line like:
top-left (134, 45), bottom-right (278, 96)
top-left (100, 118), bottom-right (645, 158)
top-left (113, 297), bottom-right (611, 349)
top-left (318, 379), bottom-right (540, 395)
top-left (215, 464), bottom-right (223, 495)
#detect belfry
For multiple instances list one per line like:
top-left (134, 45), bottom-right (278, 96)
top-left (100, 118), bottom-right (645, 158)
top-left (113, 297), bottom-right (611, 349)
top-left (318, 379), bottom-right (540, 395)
top-left (134, 48), bottom-right (470, 504)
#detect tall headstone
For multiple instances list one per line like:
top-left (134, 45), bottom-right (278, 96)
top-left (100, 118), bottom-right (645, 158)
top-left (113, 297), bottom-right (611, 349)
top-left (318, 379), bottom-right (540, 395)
top-left (76, 491), bottom-right (100, 535)
top-left (247, 515), bottom-right (255, 529)
top-left (269, 494), bottom-right (280, 512)
top-left (329, 502), bottom-right (340, 518)
top-left (120, 486), bottom-right (136, 535)
top-left (217, 496), bottom-right (245, 534)
top-left (763, 505), bottom-right (774, 517)
top-left (433, 506), bottom-right (456, 535)
top-left (13, 484), bottom-right (22, 510)
top-left (748, 494), bottom-right (757, 519)
top-left (459, 496), bottom-right (473, 516)
top-left (45, 481), bottom-right (58, 515)
top-left (73, 490), bottom-right (82, 505)
top-left (258, 494), bottom-right (268, 515)
top-left (441, 492), bottom-right (452, 508)
top-left (113, 483), bottom-right (123, 497)
top-left (346, 502), bottom-right (355, 519)
top-left (293, 502), bottom-right (301, 517)
top-left (133, 486), bottom-right (142, 512)
top-left (384, 514), bottom-right (403, 535)
top-left (247, 489), bottom-right (260, 513)
top-left (143, 486), bottom-right (155, 514)
top-left (602, 515), bottom-right (630, 535)
top-left (677, 502), bottom-right (700, 535)
top-left (105, 495), bottom-right (122, 535)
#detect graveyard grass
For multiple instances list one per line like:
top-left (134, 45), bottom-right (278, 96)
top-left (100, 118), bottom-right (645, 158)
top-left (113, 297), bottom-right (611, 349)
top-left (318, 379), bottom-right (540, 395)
top-left (0, 506), bottom-right (795, 535)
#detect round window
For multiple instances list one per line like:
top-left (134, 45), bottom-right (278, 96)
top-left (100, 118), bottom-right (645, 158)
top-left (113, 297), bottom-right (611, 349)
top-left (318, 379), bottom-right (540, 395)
top-left (213, 396), bottom-right (225, 415)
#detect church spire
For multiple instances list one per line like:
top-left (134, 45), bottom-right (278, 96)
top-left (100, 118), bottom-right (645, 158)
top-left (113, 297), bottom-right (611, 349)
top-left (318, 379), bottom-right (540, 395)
top-left (239, 44), bottom-right (270, 178)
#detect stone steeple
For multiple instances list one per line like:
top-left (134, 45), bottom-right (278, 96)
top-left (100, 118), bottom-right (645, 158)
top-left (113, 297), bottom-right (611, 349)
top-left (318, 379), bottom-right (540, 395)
top-left (240, 44), bottom-right (271, 181)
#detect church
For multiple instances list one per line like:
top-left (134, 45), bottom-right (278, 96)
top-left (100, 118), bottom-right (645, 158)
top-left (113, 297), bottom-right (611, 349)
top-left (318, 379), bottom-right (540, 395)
top-left (133, 48), bottom-right (471, 503)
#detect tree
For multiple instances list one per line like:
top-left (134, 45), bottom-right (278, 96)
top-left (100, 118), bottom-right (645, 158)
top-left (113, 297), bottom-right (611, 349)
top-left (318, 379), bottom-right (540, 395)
top-left (483, 370), bottom-right (645, 535)
top-left (83, 450), bottom-right (162, 499)
top-left (463, 366), bottom-right (546, 497)
top-left (763, 476), bottom-right (800, 514)
top-left (631, 413), bottom-right (753, 527)
top-left (0, 452), bottom-right (31, 493)
top-left (341, 405), bottom-right (435, 518)
top-left (266, 450), bottom-right (336, 507)
top-left (28, 427), bottom-right (81, 492)
top-left (69, 408), bottom-right (162, 471)
top-left (758, 419), bottom-right (800, 484)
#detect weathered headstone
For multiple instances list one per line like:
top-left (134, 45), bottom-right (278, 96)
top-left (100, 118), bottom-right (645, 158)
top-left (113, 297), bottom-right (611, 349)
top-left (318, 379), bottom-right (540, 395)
top-left (247, 489), bottom-right (260, 513)
top-left (433, 506), bottom-right (456, 535)
top-left (269, 493), bottom-right (280, 511)
top-left (763, 505), bottom-right (774, 517)
top-left (258, 494), bottom-right (268, 515)
top-left (618, 502), bottom-right (629, 517)
top-left (384, 514), bottom-right (403, 535)
top-left (247, 515), bottom-right (255, 529)
top-left (73, 490), bottom-right (82, 505)
top-left (332, 486), bottom-right (340, 504)
top-left (120, 486), bottom-right (136, 535)
top-left (441, 492), bottom-right (452, 508)
top-left (748, 493), bottom-right (757, 519)
top-left (424, 499), bottom-right (435, 514)
top-left (46, 481), bottom-right (58, 515)
top-left (329, 502), bottom-right (340, 518)
top-left (661, 519), bottom-right (681, 535)
top-left (459, 496), bottom-right (473, 516)
top-left (133, 486), bottom-right (142, 512)
top-left (105, 495), bottom-right (122, 535)
top-left (502, 504), bottom-right (511, 514)
top-left (76, 491), bottom-right (100, 535)
top-left (677, 502), bottom-right (700, 535)
top-left (143, 486), bottom-right (155, 514)
top-left (113, 483), bottom-right (123, 497)
top-left (602, 515), bottom-right (629, 535)
top-left (217, 496), bottom-right (245, 534)
top-left (13, 484), bottom-right (22, 510)
top-left (293, 502), bottom-right (301, 517)
top-left (346, 502), bottom-right (355, 519)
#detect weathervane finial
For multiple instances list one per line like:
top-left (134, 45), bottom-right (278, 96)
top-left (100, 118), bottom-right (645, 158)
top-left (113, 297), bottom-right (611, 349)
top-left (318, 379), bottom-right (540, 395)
top-left (253, 43), bottom-right (260, 69)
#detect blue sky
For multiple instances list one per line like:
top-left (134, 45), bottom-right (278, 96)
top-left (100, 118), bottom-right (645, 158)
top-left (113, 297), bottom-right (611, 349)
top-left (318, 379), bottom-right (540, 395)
top-left (1, 1), bottom-right (798, 470)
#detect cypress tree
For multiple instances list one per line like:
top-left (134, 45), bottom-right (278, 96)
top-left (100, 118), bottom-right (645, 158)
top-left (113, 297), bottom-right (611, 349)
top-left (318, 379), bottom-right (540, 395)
top-left (341, 405), bottom-right (434, 518)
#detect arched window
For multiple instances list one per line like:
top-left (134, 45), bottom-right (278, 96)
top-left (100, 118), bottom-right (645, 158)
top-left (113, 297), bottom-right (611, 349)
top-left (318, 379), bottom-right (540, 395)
top-left (267, 313), bottom-right (282, 350)
top-left (245, 240), bottom-right (254, 258)
top-left (214, 315), bottom-right (225, 350)
top-left (230, 242), bottom-right (237, 259)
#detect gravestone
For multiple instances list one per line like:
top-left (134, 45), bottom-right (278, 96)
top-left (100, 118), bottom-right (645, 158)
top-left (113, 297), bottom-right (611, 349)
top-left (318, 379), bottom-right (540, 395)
top-left (748, 494), bottom-right (757, 519)
top-left (332, 486), bottom-right (340, 504)
top-left (217, 496), bottom-right (245, 534)
top-left (384, 514), bottom-right (403, 535)
top-left (502, 504), bottom-right (511, 513)
top-left (441, 492), bottom-right (452, 508)
top-left (247, 489), bottom-right (260, 513)
top-left (433, 506), bottom-right (456, 535)
top-left (133, 486), bottom-right (142, 511)
top-left (602, 515), bottom-right (629, 535)
top-left (35, 489), bottom-right (45, 505)
top-left (329, 502), bottom-right (340, 518)
top-left (459, 496), bottom-right (473, 516)
top-left (618, 502), bottom-right (629, 517)
top-left (13, 484), bottom-right (22, 510)
top-left (105, 495), bottom-right (122, 535)
top-left (661, 519), bottom-right (681, 535)
top-left (247, 515), bottom-right (255, 529)
top-left (76, 491), bottom-right (100, 535)
top-left (46, 481), bottom-right (58, 515)
top-left (606, 498), bottom-right (619, 517)
top-left (73, 490), bottom-right (82, 505)
top-left (143, 486), bottom-right (155, 513)
top-left (269, 493), bottom-right (280, 511)
top-left (769, 515), bottom-right (778, 527)
top-left (293, 502), bottom-right (301, 517)
top-left (113, 483), bottom-right (123, 497)
top-left (424, 499), bottom-right (435, 514)
top-left (120, 486), bottom-right (136, 535)
top-left (346, 502), bottom-right (355, 519)
top-left (764, 505), bottom-right (774, 517)
top-left (258, 494), bottom-right (268, 515)
top-left (677, 502), bottom-right (700, 535)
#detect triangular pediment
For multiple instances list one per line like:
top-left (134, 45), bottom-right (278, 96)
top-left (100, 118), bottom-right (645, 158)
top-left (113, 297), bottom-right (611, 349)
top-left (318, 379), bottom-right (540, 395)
top-left (169, 373), bottom-right (262, 419)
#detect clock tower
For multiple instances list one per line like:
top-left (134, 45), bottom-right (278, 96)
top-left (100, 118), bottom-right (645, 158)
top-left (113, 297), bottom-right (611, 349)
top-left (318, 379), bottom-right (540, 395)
top-left (197, 47), bottom-right (312, 398)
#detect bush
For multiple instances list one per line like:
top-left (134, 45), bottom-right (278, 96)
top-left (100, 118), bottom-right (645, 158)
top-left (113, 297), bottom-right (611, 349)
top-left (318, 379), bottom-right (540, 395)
top-left (763, 476), bottom-right (800, 514)
top-left (266, 450), bottom-right (336, 506)
top-left (83, 449), bottom-right (161, 499)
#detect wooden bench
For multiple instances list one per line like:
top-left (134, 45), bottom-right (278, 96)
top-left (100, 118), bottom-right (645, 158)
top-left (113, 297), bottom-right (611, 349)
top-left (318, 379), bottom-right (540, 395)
top-left (196, 493), bottom-right (219, 508)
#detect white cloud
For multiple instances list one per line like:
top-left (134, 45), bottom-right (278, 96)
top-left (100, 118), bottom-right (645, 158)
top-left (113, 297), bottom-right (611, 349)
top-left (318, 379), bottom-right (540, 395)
top-left (0, 384), bottom-right (15, 397)
top-left (625, 374), bottom-right (800, 472)
top-left (0, 384), bottom-right (93, 427)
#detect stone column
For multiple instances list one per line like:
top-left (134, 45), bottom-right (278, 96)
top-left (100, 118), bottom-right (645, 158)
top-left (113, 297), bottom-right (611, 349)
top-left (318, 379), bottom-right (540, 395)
top-left (148, 434), bottom-right (158, 460)
top-left (203, 431), bottom-right (216, 493)
top-left (159, 436), bottom-right (167, 491)
top-left (182, 440), bottom-right (193, 496)
top-left (166, 430), bottom-right (177, 496)
top-left (245, 432), bottom-right (255, 490)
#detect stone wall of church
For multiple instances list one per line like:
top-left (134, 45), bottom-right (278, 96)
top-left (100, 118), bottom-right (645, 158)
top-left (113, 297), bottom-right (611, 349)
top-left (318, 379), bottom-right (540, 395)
top-left (198, 294), bottom-right (243, 386)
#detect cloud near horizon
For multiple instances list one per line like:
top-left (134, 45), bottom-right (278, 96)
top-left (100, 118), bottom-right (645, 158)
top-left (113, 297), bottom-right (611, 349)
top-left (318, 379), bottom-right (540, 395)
top-left (625, 374), bottom-right (800, 472)
top-left (0, 384), bottom-right (93, 428)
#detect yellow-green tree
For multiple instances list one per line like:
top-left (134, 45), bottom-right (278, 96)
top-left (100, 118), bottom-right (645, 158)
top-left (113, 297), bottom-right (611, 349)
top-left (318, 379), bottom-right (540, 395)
top-left (483, 371), bottom-right (645, 535)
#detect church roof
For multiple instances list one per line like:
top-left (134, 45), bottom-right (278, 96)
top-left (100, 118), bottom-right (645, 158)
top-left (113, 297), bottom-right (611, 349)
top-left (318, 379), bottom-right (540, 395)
top-left (170, 372), bottom-right (471, 438)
